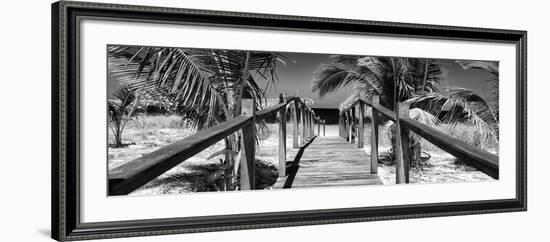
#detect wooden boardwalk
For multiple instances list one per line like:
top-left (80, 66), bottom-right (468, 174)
top-left (273, 136), bottom-right (383, 189)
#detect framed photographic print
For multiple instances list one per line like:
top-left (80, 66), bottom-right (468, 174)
top-left (52, 1), bottom-right (527, 241)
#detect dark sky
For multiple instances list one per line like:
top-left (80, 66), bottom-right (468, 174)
top-left (259, 52), bottom-right (355, 108)
top-left (108, 49), bottom-right (497, 109)
top-left (262, 52), bottom-right (497, 108)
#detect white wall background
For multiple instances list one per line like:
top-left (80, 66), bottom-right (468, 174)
top-left (0, 0), bottom-right (547, 241)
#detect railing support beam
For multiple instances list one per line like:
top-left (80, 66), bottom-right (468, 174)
top-left (317, 119), bottom-right (320, 136)
top-left (357, 102), bottom-right (364, 148)
top-left (395, 102), bottom-right (411, 184)
top-left (292, 100), bottom-right (300, 149)
top-left (300, 104), bottom-right (308, 145)
top-left (348, 108), bottom-right (355, 144)
top-left (240, 99), bottom-right (256, 190)
top-left (278, 94), bottom-right (287, 177)
top-left (344, 111), bottom-right (351, 142)
top-left (370, 96), bottom-right (379, 174)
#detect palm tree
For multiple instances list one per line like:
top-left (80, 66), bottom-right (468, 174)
top-left (313, 56), bottom-right (443, 109)
top-left (108, 86), bottom-right (137, 147)
top-left (108, 45), bottom-right (285, 190)
top-left (407, 60), bottom-right (499, 148)
top-left (457, 60), bottom-right (499, 121)
top-left (313, 55), bottom-right (445, 165)
top-left (108, 46), bottom-right (284, 125)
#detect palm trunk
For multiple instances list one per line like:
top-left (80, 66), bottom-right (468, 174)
top-left (410, 137), bottom-right (421, 167)
top-left (390, 128), bottom-right (421, 167)
top-left (235, 52), bottom-right (251, 117)
top-left (390, 58), bottom-right (421, 167)
top-left (114, 133), bottom-right (123, 147)
top-left (422, 59), bottom-right (430, 92)
top-left (224, 52), bottom-right (252, 190)
top-left (114, 122), bottom-right (123, 147)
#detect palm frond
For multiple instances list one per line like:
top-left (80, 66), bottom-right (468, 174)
top-left (312, 64), bottom-right (356, 97)
top-left (108, 46), bottom-right (283, 130)
top-left (456, 60), bottom-right (499, 81)
top-left (456, 60), bottom-right (499, 120)
top-left (406, 87), bottom-right (499, 143)
top-left (409, 108), bottom-right (441, 128)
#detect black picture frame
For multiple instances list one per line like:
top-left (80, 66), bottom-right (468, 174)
top-left (52, 1), bottom-right (527, 241)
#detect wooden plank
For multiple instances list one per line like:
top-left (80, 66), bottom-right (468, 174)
top-left (273, 136), bottom-right (383, 189)
top-left (108, 115), bottom-right (253, 195)
top-left (370, 96), bottom-right (379, 174)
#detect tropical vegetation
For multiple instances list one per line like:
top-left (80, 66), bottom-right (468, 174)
top-left (107, 45), bottom-right (286, 190)
top-left (312, 56), bottom-right (498, 165)
top-left (108, 86), bottom-right (137, 147)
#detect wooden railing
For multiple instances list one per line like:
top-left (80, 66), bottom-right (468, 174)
top-left (109, 94), bottom-right (324, 195)
top-left (338, 95), bottom-right (499, 183)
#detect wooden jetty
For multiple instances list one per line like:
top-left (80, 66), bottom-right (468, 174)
top-left (273, 136), bottom-right (382, 189)
top-left (108, 94), bottom-right (498, 196)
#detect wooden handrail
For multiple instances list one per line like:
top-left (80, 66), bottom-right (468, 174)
top-left (400, 117), bottom-right (498, 178)
top-left (256, 103), bottom-right (287, 119)
top-left (109, 94), bottom-right (322, 195)
top-left (109, 115), bottom-right (253, 195)
top-left (338, 96), bottom-right (499, 180)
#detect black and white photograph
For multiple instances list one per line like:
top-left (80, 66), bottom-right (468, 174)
top-left (36, 0), bottom-right (535, 241)
top-left (107, 45), bottom-right (499, 196)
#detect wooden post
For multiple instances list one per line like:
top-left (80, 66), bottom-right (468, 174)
top-left (345, 111), bottom-right (351, 142)
top-left (240, 99), bottom-right (256, 190)
top-left (300, 104), bottom-right (307, 145)
top-left (344, 111), bottom-right (349, 142)
top-left (348, 108), bottom-right (355, 143)
top-left (317, 118), bottom-right (320, 136)
top-left (395, 102), bottom-right (411, 184)
top-left (278, 94), bottom-right (287, 177)
top-left (309, 110), bottom-right (312, 139)
top-left (338, 115), bottom-right (342, 137)
top-left (357, 102), bottom-right (364, 148)
top-left (304, 111), bottom-right (308, 139)
top-left (312, 116), bottom-right (315, 136)
top-left (311, 116), bottom-right (314, 136)
top-left (345, 112), bottom-right (350, 141)
top-left (304, 110), bottom-right (309, 140)
top-left (292, 100), bottom-right (300, 148)
top-left (341, 116), bottom-right (344, 137)
top-left (342, 115), bottom-right (346, 138)
top-left (308, 112), bottom-right (312, 137)
top-left (323, 120), bottom-right (326, 136)
top-left (370, 96), bottom-right (379, 174)
top-left (311, 113), bottom-right (314, 136)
